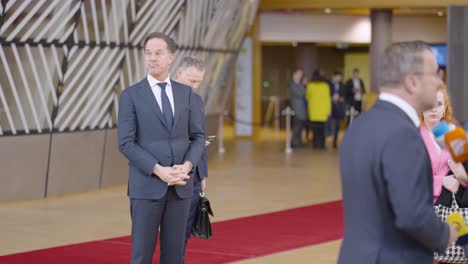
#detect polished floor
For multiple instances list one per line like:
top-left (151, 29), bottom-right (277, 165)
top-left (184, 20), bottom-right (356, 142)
top-left (0, 127), bottom-right (343, 263)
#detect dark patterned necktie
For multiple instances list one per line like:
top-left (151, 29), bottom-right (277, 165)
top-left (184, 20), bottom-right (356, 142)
top-left (158, 82), bottom-right (173, 129)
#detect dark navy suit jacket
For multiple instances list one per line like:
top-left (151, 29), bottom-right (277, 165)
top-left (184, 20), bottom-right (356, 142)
top-left (118, 78), bottom-right (205, 200)
top-left (193, 93), bottom-right (208, 181)
top-left (338, 100), bottom-right (449, 264)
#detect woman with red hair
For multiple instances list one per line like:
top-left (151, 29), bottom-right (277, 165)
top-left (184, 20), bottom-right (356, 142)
top-left (419, 84), bottom-right (468, 203)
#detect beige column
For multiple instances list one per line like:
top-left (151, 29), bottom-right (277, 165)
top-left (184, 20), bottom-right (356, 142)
top-left (370, 9), bottom-right (393, 93)
top-left (295, 43), bottom-right (317, 79)
top-left (447, 6), bottom-right (468, 122)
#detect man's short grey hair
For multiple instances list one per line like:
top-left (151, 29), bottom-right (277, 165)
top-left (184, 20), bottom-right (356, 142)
top-left (179, 56), bottom-right (205, 71)
top-left (379, 41), bottom-right (432, 88)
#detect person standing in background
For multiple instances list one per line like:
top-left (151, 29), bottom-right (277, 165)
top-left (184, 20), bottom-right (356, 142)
top-left (288, 69), bottom-right (307, 148)
top-left (419, 84), bottom-right (468, 204)
top-left (345, 68), bottom-right (366, 117)
top-left (175, 56), bottom-right (210, 260)
top-left (306, 69), bottom-right (331, 149)
top-left (329, 71), bottom-right (346, 148)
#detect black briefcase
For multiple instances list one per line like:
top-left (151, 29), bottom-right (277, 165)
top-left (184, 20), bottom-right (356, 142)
top-left (191, 192), bottom-right (214, 240)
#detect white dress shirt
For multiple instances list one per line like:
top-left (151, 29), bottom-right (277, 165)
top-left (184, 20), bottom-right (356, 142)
top-left (353, 79), bottom-right (361, 89)
top-left (379, 92), bottom-right (420, 127)
top-left (147, 73), bottom-right (175, 116)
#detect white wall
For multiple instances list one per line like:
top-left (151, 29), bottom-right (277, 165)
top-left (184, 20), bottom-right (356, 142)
top-left (260, 13), bottom-right (446, 44)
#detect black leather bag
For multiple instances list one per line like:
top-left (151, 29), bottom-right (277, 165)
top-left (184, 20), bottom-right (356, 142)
top-left (435, 187), bottom-right (462, 207)
top-left (191, 192), bottom-right (214, 240)
top-left (435, 182), bottom-right (468, 208)
top-left (434, 192), bottom-right (468, 263)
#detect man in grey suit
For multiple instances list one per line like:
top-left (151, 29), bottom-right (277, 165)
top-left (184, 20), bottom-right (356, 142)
top-left (339, 41), bottom-right (458, 263)
top-left (118, 32), bottom-right (205, 264)
top-left (174, 56), bottom-right (210, 258)
top-left (288, 69), bottom-right (307, 148)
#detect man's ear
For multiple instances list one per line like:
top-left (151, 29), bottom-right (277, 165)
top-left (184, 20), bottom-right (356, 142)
top-left (168, 53), bottom-right (175, 65)
top-left (402, 74), bottom-right (418, 95)
top-left (177, 68), bottom-right (183, 78)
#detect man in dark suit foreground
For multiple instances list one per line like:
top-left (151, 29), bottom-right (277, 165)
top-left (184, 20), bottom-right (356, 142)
top-left (339, 41), bottom-right (458, 264)
top-left (118, 32), bottom-right (205, 264)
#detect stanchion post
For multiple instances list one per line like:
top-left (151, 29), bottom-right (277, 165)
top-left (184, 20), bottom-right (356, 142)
top-left (275, 96), bottom-right (280, 132)
top-left (283, 106), bottom-right (294, 154)
top-left (218, 110), bottom-right (226, 154)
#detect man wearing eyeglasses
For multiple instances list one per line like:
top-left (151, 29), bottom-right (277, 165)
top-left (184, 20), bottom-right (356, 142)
top-left (339, 41), bottom-right (457, 264)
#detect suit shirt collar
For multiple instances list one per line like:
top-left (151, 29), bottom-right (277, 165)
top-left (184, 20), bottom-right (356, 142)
top-left (147, 73), bottom-right (172, 88)
top-left (379, 92), bottom-right (420, 127)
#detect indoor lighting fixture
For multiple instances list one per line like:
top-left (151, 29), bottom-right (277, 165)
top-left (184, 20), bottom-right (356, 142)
top-left (324, 8), bottom-right (332, 14)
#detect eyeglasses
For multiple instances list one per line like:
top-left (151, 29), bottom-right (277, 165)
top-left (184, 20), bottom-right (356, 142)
top-left (413, 71), bottom-right (442, 80)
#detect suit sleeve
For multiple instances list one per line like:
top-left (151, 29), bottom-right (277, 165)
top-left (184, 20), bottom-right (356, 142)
top-left (197, 148), bottom-right (208, 180)
top-left (339, 84), bottom-right (346, 98)
top-left (118, 90), bottom-right (158, 175)
top-left (328, 82), bottom-right (333, 97)
top-left (344, 80), bottom-right (353, 103)
top-left (184, 91), bottom-right (205, 168)
top-left (382, 128), bottom-right (449, 253)
top-left (192, 94), bottom-right (208, 180)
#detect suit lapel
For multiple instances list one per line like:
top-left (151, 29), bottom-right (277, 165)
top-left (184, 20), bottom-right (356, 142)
top-left (138, 78), bottom-right (169, 130)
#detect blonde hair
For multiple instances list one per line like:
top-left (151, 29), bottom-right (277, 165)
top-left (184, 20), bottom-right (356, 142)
top-left (419, 84), bottom-right (458, 125)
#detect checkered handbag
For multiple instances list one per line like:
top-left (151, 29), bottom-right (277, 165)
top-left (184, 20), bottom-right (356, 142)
top-left (434, 194), bottom-right (468, 263)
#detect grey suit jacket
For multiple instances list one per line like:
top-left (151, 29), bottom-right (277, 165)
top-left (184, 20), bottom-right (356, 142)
top-left (338, 100), bottom-right (449, 264)
top-left (288, 80), bottom-right (307, 120)
top-left (193, 93), bottom-right (208, 181)
top-left (118, 78), bottom-right (205, 200)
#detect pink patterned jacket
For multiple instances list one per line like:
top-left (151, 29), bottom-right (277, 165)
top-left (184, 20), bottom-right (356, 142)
top-left (419, 125), bottom-right (451, 203)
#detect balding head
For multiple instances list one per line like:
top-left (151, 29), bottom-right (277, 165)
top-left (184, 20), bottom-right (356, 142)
top-left (379, 41), bottom-right (432, 88)
top-left (379, 41), bottom-right (443, 112)
top-left (176, 57), bottom-right (206, 91)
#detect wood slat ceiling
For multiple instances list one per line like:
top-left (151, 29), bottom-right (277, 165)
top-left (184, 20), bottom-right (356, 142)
top-left (260, 0), bottom-right (468, 10)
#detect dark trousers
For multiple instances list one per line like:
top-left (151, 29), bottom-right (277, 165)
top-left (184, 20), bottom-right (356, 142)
top-left (130, 186), bottom-right (191, 264)
top-left (310, 121), bottom-right (326, 149)
top-left (183, 177), bottom-right (202, 259)
top-left (331, 117), bottom-right (343, 147)
top-left (325, 116), bottom-right (333, 137)
top-left (292, 118), bottom-right (307, 146)
top-left (353, 101), bottom-right (363, 113)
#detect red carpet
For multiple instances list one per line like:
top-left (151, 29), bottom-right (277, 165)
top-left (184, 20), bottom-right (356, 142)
top-left (1, 200), bottom-right (343, 263)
